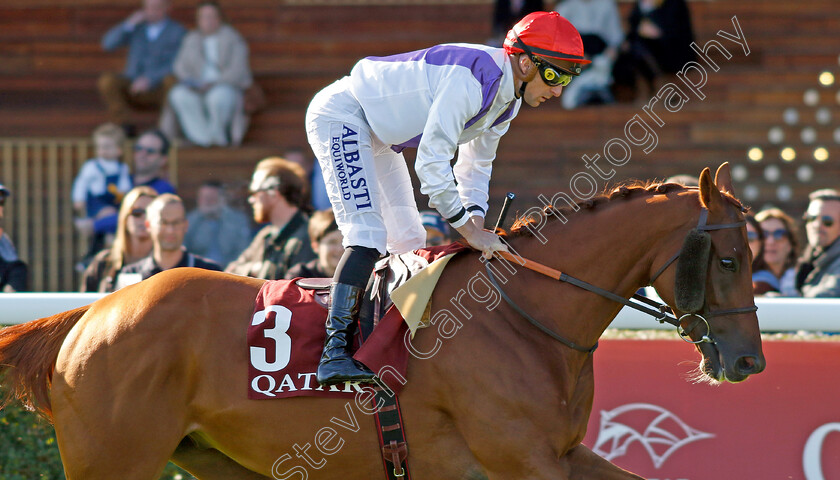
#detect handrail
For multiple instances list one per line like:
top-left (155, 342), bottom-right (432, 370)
top-left (0, 294), bottom-right (837, 332)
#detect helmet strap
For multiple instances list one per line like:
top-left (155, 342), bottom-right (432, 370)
top-left (515, 53), bottom-right (535, 99)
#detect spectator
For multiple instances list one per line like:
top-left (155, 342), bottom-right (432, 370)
top-left (86, 128), bottom-right (175, 247)
top-left (753, 208), bottom-right (799, 296)
top-left (745, 214), bottom-right (764, 266)
top-left (164, 1), bottom-right (253, 147)
top-left (285, 209), bottom-right (343, 279)
top-left (81, 186), bottom-right (157, 293)
top-left (420, 210), bottom-right (452, 247)
top-left (133, 129), bottom-right (177, 194)
top-left (184, 180), bottom-right (252, 266)
top-left (116, 193), bottom-right (221, 289)
top-left (226, 157), bottom-right (316, 280)
top-left (72, 123), bottom-right (134, 256)
top-left (490, 0), bottom-right (545, 45)
top-left (284, 148), bottom-right (331, 211)
top-left (0, 183), bottom-right (28, 292)
top-left (795, 189), bottom-right (840, 297)
top-left (555, 0), bottom-right (624, 109)
top-left (612, 0), bottom-right (696, 100)
top-left (99, 0), bottom-right (186, 131)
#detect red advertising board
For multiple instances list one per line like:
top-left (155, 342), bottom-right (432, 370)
top-left (583, 339), bottom-right (840, 480)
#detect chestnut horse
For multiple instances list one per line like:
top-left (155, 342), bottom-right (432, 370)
top-left (0, 164), bottom-right (764, 480)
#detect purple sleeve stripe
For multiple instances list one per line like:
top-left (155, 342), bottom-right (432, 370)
top-left (368, 45), bottom-right (504, 133)
top-left (391, 133), bottom-right (422, 153)
top-left (491, 102), bottom-right (517, 127)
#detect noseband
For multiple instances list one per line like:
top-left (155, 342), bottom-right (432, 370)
top-left (486, 207), bottom-right (758, 353)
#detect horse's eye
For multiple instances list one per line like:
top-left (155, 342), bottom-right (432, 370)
top-left (720, 258), bottom-right (737, 272)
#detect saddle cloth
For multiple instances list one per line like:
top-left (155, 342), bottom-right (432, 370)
top-left (247, 243), bottom-right (468, 400)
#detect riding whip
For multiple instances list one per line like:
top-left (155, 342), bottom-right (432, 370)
top-left (494, 192), bottom-right (515, 232)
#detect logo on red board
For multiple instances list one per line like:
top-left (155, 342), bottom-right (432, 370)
top-left (593, 403), bottom-right (715, 468)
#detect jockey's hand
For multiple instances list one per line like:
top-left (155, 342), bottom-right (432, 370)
top-left (455, 216), bottom-right (509, 259)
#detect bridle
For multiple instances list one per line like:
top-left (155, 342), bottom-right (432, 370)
top-left (486, 207), bottom-right (758, 354)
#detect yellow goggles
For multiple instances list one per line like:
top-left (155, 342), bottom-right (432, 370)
top-left (535, 60), bottom-right (573, 87)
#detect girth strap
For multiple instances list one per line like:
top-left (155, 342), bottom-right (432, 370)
top-left (371, 386), bottom-right (410, 479)
top-left (357, 318), bottom-right (411, 480)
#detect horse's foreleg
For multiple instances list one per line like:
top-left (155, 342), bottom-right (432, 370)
top-left (170, 439), bottom-right (272, 480)
top-left (563, 444), bottom-right (646, 480)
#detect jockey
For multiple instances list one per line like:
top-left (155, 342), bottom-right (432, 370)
top-left (306, 11), bottom-right (590, 385)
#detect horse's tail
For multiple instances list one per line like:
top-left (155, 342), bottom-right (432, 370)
top-left (0, 305), bottom-right (89, 420)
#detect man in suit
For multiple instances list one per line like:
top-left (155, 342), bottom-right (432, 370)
top-left (98, 0), bottom-right (186, 130)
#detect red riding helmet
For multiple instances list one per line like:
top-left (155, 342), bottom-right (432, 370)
top-left (503, 11), bottom-right (591, 66)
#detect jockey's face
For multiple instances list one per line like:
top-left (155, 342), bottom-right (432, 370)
top-left (519, 56), bottom-right (578, 108)
top-left (522, 77), bottom-right (563, 107)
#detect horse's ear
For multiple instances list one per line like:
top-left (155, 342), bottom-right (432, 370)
top-left (698, 167), bottom-right (722, 210)
top-left (714, 162), bottom-right (735, 195)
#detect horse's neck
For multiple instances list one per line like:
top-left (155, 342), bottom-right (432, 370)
top-left (505, 192), bottom-right (697, 342)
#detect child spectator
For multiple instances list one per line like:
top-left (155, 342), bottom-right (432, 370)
top-left (285, 209), bottom-right (343, 279)
top-left (72, 123), bottom-right (134, 257)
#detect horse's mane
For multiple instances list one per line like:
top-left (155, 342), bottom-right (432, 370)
top-left (506, 180), bottom-right (746, 238)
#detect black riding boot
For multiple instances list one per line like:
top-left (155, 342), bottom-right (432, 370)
top-left (316, 283), bottom-right (376, 385)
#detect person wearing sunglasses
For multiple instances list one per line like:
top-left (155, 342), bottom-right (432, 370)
top-left (795, 189), bottom-right (840, 297)
top-left (81, 186), bottom-right (158, 292)
top-left (304, 11), bottom-right (588, 386)
top-left (745, 214), bottom-right (771, 293)
top-left (752, 208), bottom-right (799, 296)
top-left (0, 182), bottom-right (28, 292)
top-left (225, 157), bottom-right (316, 281)
top-left (133, 129), bottom-right (176, 195)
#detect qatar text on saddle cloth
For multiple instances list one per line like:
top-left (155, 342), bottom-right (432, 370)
top-left (247, 243), bottom-right (467, 400)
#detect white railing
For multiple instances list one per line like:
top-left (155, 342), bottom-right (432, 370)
top-left (0, 294), bottom-right (837, 332)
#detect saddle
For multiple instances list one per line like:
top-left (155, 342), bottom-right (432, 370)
top-left (294, 251), bottom-right (432, 339)
top-left (293, 252), bottom-right (429, 480)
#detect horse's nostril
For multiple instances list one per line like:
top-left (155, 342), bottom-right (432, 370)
top-left (736, 355), bottom-right (764, 374)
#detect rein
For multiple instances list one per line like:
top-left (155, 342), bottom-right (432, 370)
top-left (487, 207), bottom-right (757, 353)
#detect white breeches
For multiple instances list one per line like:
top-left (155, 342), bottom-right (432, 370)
top-left (305, 80), bottom-right (426, 255)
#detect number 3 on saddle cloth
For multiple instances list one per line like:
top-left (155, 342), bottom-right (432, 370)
top-left (247, 242), bottom-right (469, 400)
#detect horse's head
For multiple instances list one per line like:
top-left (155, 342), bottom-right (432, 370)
top-left (652, 163), bottom-right (765, 384)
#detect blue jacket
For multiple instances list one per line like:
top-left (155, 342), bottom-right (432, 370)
top-left (102, 18), bottom-right (186, 87)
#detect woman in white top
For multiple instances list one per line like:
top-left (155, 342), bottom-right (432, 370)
top-left (167, 1), bottom-right (252, 147)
